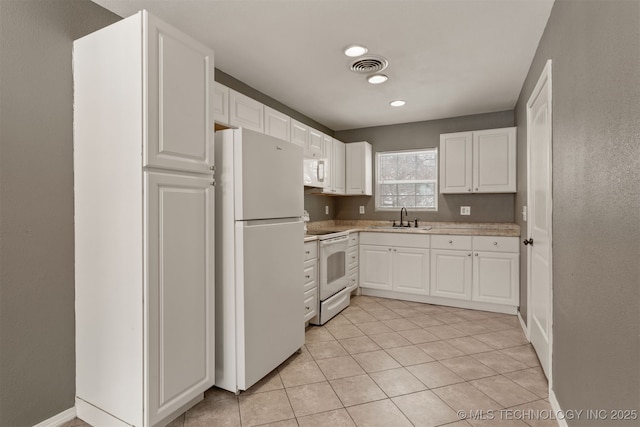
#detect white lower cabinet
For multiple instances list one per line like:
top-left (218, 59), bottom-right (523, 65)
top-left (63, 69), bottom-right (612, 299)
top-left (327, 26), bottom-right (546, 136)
top-left (430, 249), bottom-right (472, 300)
top-left (347, 232), bottom-right (359, 292)
top-left (359, 233), bottom-right (430, 295)
top-left (303, 241), bottom-right (319, 323)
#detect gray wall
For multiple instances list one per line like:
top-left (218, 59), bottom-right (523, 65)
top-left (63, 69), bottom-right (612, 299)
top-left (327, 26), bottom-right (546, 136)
top-left (514, 0), bottom-right (640, 422)
top-left (0, 1), bottom-right (120, 425)
top-left (333, 111), bottom-right (515, 223)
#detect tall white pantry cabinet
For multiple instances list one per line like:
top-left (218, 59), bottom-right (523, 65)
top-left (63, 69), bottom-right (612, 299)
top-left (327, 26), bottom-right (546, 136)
top-left (73, 11), bottom-right (215, 427)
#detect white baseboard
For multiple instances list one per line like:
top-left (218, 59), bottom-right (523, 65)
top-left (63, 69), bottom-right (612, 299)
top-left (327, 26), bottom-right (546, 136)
top-left (549, 389), bottom-right (568, 427)
top-left (33, 407), bottom-right (76, 427)
top-left (517, 310), bottom-right (529, 340)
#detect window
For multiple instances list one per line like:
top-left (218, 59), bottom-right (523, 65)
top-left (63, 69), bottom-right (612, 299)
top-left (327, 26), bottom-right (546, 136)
top-left (376, 148), bottom-right (438, 211)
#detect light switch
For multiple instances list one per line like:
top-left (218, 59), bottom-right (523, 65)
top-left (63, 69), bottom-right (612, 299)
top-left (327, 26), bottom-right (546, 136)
top-left (359, 206), bottom-right (365, 214)
top-left (325, 206), bottom-right (329, 215)
top-left (460, 206), bottom-right (471, 215)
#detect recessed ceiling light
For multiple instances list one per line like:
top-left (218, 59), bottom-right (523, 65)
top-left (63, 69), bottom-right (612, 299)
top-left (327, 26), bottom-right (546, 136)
top-left (344, 45), bottom-right (368, 57)
top-left (367, 74), bottom-right (388, 84)
top-left (390, 100), bottom-right (406, 107)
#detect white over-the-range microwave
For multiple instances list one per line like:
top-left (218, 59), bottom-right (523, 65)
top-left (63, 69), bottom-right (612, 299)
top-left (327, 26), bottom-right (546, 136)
top-left (303, 157), bottom-right (326, 188)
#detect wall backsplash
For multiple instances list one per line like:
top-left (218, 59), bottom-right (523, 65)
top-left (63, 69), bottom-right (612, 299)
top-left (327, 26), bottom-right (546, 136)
top-left (304, 192), bottom-right (336, 221)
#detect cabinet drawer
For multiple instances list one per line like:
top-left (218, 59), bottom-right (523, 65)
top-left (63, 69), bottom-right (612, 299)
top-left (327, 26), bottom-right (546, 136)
top-left (303, 259), bottom-right (317, 292)
top-left (348, 232), bottom-right (359, 247)
top-left (347, 268), bottom-right (358, 292)
top-left (304, 288), bottom-right (318, 322)
top-left (359, 232), bottom-right (429, 248)
top-left (431, 235), bottom-right (472, 250)
top-left (304, 241), bottom-right (318, 261)
top-left (473, 236), bottom-right (519, 253)
top-left (347, 246), bottom-right (358, 270)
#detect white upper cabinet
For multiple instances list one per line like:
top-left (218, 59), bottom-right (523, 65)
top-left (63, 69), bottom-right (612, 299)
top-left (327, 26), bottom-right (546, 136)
top-left (307, 128), bottom-right (323, 158)
top-left (229, 89), bottom-right (264, 132)
top-left (264, 106), bottom-right (291, 142)
top-left (322, 135), bottom-right (333, 190)
top-left (290, 119), bottom-right (309, 149)
top-left (145, 13), bottom-right (214, 174)
top-left (345, 141), bottom-right (372, 195)
top-left (323, 138), bottom-right (345, 195)
top-left (213, 82), bottom-right (230, 125)
top-left (440, 127), bottom-right (516, 193)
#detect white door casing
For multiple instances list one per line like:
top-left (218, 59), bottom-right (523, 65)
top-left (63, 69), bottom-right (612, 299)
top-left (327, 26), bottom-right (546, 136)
top-left (526, 59), bottom-right (553, 379)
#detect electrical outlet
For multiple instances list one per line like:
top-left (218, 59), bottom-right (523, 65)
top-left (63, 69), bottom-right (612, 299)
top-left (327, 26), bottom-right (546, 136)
top-left (359, 206), bottom-right (365, 214)
top-left (325, 206), bottom-right (329, 215)
top-left (460, 206), bottom-right (471, 215)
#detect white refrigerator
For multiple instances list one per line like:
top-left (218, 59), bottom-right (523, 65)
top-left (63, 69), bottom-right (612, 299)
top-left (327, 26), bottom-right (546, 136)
top-left (215, 128), bottom-right (305, 393)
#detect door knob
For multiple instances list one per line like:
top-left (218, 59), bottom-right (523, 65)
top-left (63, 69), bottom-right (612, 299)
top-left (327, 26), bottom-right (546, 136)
top-left (523, 238), bottom-right (534, 246)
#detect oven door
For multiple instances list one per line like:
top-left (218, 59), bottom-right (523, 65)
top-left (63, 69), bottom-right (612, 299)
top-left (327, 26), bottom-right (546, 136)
top-left (319, 236), bottom-right (349, 300)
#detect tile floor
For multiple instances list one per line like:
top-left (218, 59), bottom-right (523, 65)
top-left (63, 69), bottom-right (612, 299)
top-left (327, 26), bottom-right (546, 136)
top-left (70, 296), bottom-right (555, 427)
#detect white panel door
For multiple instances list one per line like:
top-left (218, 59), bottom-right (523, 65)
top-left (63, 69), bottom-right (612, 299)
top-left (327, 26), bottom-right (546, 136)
top-left (473, 128), bottom-right (516, 192)
top-left (393, 247), bottom-right (429, 295)
top-left (527, 60), bottom-right (553, 378)
top-left (264, 106), bottom-right (291, 142)
top-left (472, 251), bottom-right (519, 305)
top-left (430, 249), bottom-right (472, 300)
top-left (440, 132), bottom-right (472, 193)
top-left (332, 139), bottom-right (346, 194)
top-left (213, 82), bottom-right (230, 125)
top-left (345, 142), bottom-right (364, 195)
top-left (308, 128), bottom-right (323, 158)
top-left (359, 245), bottom-right (393, 290)
top-left (146, 171), bottom-right (215, 426)
top-left (146, 14), bottom-right (214, 174)
top-left (229, 89), bottom-right (264, 132)
top-left (290, 119), bottom-right (308, 149)
top-left (322, 135), bottom-right (333, 193)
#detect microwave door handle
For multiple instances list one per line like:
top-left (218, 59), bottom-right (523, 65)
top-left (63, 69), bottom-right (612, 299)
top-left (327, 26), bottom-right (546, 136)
top-left (318, 160), bottom-right (325, 182)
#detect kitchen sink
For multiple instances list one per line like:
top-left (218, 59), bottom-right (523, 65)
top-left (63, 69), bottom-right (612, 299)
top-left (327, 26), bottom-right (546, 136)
top-left (369, 225), bottom-right (432, 231)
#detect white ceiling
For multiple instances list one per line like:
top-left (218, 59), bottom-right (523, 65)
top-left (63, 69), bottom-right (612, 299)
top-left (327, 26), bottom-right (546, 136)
top-left (91, 0), bottom-right (554, 131)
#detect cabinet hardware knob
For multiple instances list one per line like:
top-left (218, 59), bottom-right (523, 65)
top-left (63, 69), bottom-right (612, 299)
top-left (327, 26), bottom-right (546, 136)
top-left (493, 242), bottom-right (498, 245)
top-left (305, 275), bottom-right (310, 279)
top-left (210, 180), bottom-right (216, 186)
top-left (468, 253), bottom-right (472, 256)
top-left (352, 256), bottom-right (356, 259)
top-left (523, 238), bottom-right (534, 246)
top-left (394, 249), bottom-right (397, 252)
top-left (449, 240), bottom-right (453, 244)
top-left (468, 188), bottom-right (472, 192)
top-left (210, 165), bottom-right (215, 171)
top-left (305, 306), bottom-right (310, 310)
top-left (475, 188), bottom-right (478, 191)
top-left (388, 248), bottom-right (392, 251)
top-left (475, 253), bottom-right (478, 256)
top-left (305, 251), bottom-right (310, 254)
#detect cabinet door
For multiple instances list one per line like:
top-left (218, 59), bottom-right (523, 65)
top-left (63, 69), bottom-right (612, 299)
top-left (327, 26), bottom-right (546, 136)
top-left (393, 247), bottom-right (429, 295)
top-left (229, 89), bottom-right (264, 132)
top-left (291, 119), bottom-right (308, 149)
top-left (332, 139), bottom-right (346, 195)
top-left (430, 249), bottom-right (472, 300)
top-left (359, 245), bottom-right (393, 290)
top-left (146, 14), bottom-right (214, 174)
top-left (322, 136), bottom-right (333, 193)
top-left (346, 142), bottom-right (371, 195)
top-left (146, 171), bottom-right (215, 425)
top-left (473, 127), bottom-right (516, 192)
top-left (472, 251), bottom-right (519, 305)
top-left (439, 132), bottom-right (472, 193)
top-left (264, 106), bottom-right (291, 142)
top-left (213, 82), bottom-right (230, 125)
top-left (308, 129), bottom-right (323, 158)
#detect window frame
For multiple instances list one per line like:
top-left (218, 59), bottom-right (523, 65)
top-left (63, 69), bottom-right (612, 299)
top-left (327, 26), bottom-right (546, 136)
top-left (374, 148), bottom-right (439, 212)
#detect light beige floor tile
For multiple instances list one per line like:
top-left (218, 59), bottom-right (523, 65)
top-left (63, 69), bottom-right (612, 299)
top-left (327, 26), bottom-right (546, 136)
top-left (368, 331), bottom-right (412, 349)
top-left (238, 389), bottom-right (294, 427)
top-left (439, 356), bottom-right (498, 380)
top-left (297, 408), bottom-right (356, 427)
top-left (165, 415), bottom-right (184, 427)
top-left (325, 314), bottom-right (353, 326)
top-left (338, 335), bottom-right (381, 354)
top-left (330, 374), bottom-right (387, 406)
top-left (391, 307), bottom-right (423, 317)
top-left (355, 321), bottom-right (394, 335)
top-left (499, 345), bottom-right (541, 368)
top-left (451, 321), bottom-right (492, 336)
top-left (471, 350), bottom-right (528, 374)
top-left (407, 361), bottom-right (465, 388)
top-left (466, 417), bottom-right (529, 427)
top-left (509, 399), bottom-right (558, 427)
top-left (413, 304), bottom-right (450, 315)
top-left (278, 359), bottom-right (327, 387)
top-left (377, 299), bottom-right (411, 309)
top-left (316, 355), bottom-right (366, 380)
top-left (305, 326), bottom-right (336, 343)
top-left (446, 337), bottom-right (495, 354)
top-left (446, 421), bottom-right (473, 427)
top-left (453, 309), bottom-right (494, 321)
top-left (67, 419), bottom-right (92, 427)
top-left (432, 383), bottom-right (501, 413)
top-left (245, 369), bottom-right (284, 394)
top-left (382, 318), bottom-right (421, 331)
top-left (367, 308), bottom-right (403, 320)
top-left (260, 419), bottom-right (298, 427)
top-left (306, 340), bottom-right (349, 360)
top-left (431, 313), bottom-right (468, 324)
top-left (352, 350), bottom-right (401, 373)
top-left (504, 368), bottom-right (549, 398)
top-left (278, 347), bottom-right (314, 368)
top-left (204, 386), bottom-right (239, 402)
top-left (397, 328), bottom-right (440, 344)
top-left (185, 397), bottom-right (240, 427)
top-left (477, 318), bottom-right (516, 332)
top-left (417, 340), bottom-right (466, 360)
top-left (327, 323), bottom-right (365, 340)
top-left (406, 314), bottom-right (444, 328)
top-left (391, 389), bottom-right (460, 426)
top-left (425, 325), bottom-right (468, 339)
top-left (343, 309), bottom-right (377, 324)
top-left (470, 375), bottom-right (539, 407)
top-left (346, 399), bottom-right (413, 427)
top-left (369, 367), bottom-right (426, 397)
top-left (385, 345), bottom-right (435, 366)
top-left (286, 381), bottom-right (343, 417)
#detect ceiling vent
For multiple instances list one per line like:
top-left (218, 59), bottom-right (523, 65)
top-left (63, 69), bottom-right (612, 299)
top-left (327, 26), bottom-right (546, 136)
top-left (349, 55), bottom-right (389, 74)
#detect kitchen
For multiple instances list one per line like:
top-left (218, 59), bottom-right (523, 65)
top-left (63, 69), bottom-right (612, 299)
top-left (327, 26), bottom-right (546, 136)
top-left (1, 1), bottom-right (638, 427)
